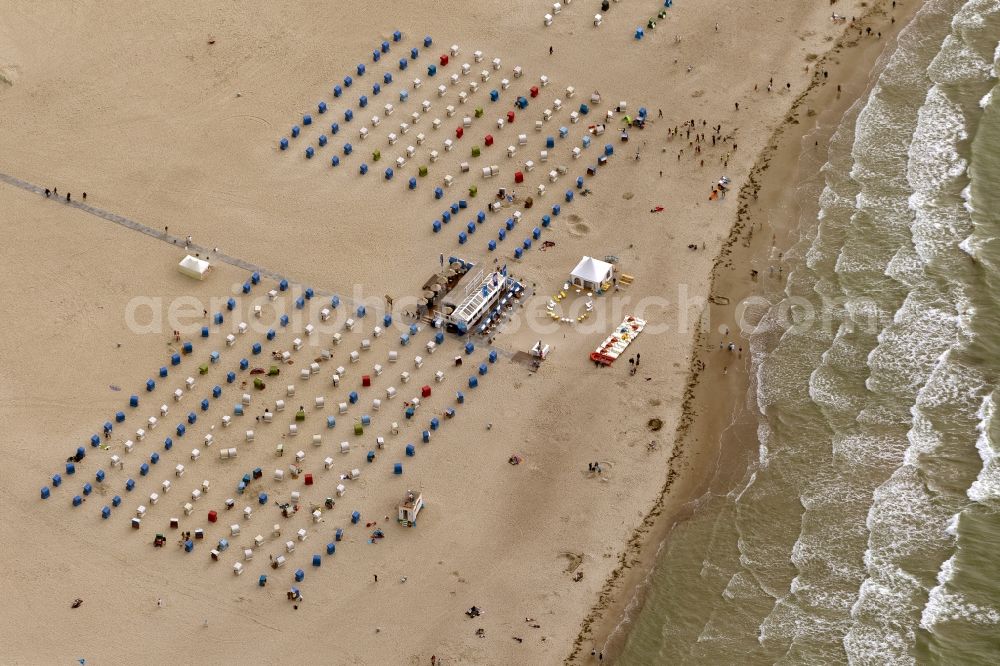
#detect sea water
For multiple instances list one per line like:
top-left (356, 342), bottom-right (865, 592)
top-left (619, 1), bottom-right (1000, 663)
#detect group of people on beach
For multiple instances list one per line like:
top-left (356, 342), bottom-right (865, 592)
top-left (43, 186), bottom-right (85, 202)
top-left (668, 119), bottom-right (738, 171)
top-left (627, 353), bottom-right (641, 376)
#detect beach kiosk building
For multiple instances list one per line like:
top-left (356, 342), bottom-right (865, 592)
top-left (439, 264), bottom-right (515, 333)
top-left (398, 490), bottom-right (424, 526)
top-left (178, 255), bottom-right (211, 280)
top-left (569, 256), bottom-right (614, 292)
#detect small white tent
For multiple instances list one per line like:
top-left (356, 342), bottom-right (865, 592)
top-left (570, 256), bottom-right (614, 291)
top-left (178, 255), bottom-right (210, 280)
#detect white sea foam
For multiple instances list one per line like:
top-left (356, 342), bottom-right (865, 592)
top-left (907, 86), bottom-right (967, 197)
top-left (957, 233), bottom-right (982, 258)
top-left (834, 240), bottom-right (892, 275)
top-left (845, 572), bottom-right (921, 665)
top-left (921, 588), bottom-right (1000, 627)
top-left (728, 471), bottom-right (757, 504)
top-left (884, 244), bottom-right (925, 286)
top-left (846, 466), bottom-right (950, 662)
top-left (945, 513), bottom-right (960, 536)
top-left (867, 468), bottom-right (954, 564)
top-left (832, 433), bottom-right (908, 468)
top-left (799, 477), bottom-right (871, 512)
top-left (757, 443), bottom-right (770, 469)
top-left (967, 392), bottom-right (999, 501)
top-left (920, 555), bottom-right (956, 629)
top-left (808, 366), bottom-right (856, 412)
top-left (927, 34), bottom-right (994, 84)
top-left (754, 332), bottom-right (826, 412)
top-left (720, 570), bottom-right (764, 604)
top-left (758, 593), bottom-right (853, 648)
top-left (907, 85), bottom-right (972, 265)
top-left (953, 0), bottom-right (1000, 30)
top-left (914, 348), bottom-right (986, 412)
top-left (866, 293), bottom-right (959, 397)
top-left (921, 554), bottom-right (1000, 628)
top-left (820, 325), bottom-right (870, 372)
top-left (856, 404), bottom-right (909, 426)
top-left (841, 7), bottom-right (967, 658)
top-left (847, 354), bottom-right (978, 651)
top-left (980, 86), bottom-right (995, 108)
top-left (844, 297), bottom-right (891, 332)
top-left (961, 182), bottom-right (974, 213)
top-left (902, 407), bottom-right (942, 465)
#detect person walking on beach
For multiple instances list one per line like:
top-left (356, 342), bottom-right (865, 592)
top-left (549, 46), bottom-right (553, 55)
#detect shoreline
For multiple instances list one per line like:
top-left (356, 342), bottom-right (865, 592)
top-left (570, 1), bottom-right (925, 661)
top-left (0, 2), bottom-right (931, 663)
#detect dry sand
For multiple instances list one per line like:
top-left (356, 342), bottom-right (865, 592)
top-left (0, 1), bottom-right (906, 663)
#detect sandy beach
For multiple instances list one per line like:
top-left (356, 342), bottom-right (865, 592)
top-left (0, 1), bottom-right (909, 663)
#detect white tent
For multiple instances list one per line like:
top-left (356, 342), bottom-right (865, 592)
top-left (570, 256), bottom-right (614, 291)
top-left (178, 255), bottom-right (210, 280)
